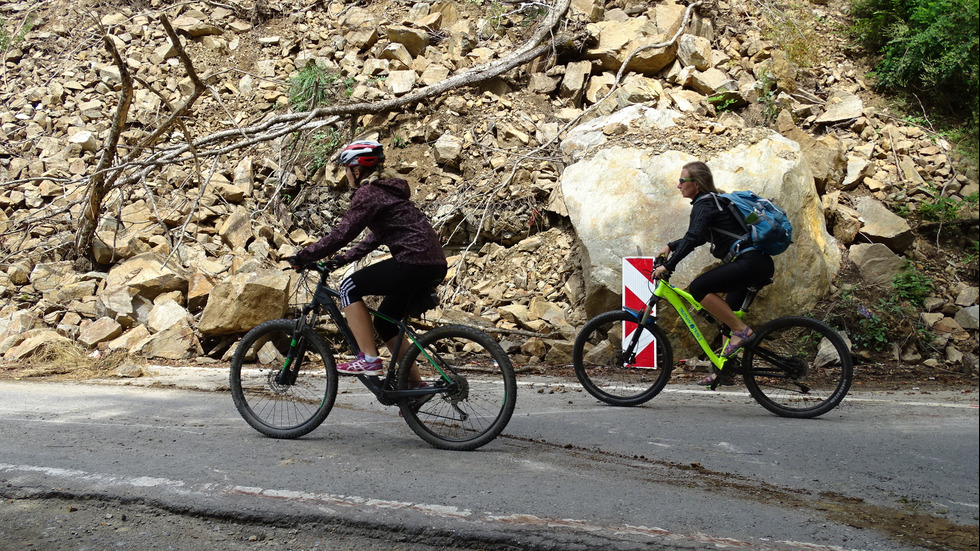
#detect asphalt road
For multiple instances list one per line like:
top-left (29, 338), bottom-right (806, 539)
top-left (0, 367), bottom-right (977, 550)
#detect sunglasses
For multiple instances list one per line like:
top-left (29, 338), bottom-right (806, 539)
top-left (679, 177), bottom-right (695, 183)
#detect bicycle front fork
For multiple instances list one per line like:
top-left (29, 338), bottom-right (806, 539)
top-left (275, 333), bottom-right (307, 386)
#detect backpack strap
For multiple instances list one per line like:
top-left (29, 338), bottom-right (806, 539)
top-left (705, 193), bottom-right (751, 255)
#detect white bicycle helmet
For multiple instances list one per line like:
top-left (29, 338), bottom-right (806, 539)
top-left (337, 140), bottom-right (384, 167)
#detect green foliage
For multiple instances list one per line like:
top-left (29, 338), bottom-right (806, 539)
top-left (0, 14), bottom-right (34, 51)
top-left (848, 0), bottom-right (979, 162)
top-left (892, 262), bottom-right (933, 306)
top-left (520, 4), bottom-right (548, 25)
top-left (708, 94), bottom-right (739, 112)
top-left (0, 18), bottom-right (10, 51)
top-left (289, 64), bottom-right (339, 112)
top-left (481, 1), bottom-right (507, 39)
top-left (830, 269), bottom-right (936, 355)
top-left (307, 129), bottom-right (343, 174)
top-left (917, 184), bottom-right (974, 223)
top-left (849, 0), bottom-right (978, 97)
top-left (758, 0), bottom-right (825, 68)
top-left (853, 303), bottom-right (890, 350)
top-left (756, 72), bottom-right (780, 125)
top-left (964, 239), bottom-right (980, 264)
top-left (918, 194), bottom-right (964, 223)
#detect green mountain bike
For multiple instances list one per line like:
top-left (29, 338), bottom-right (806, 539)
top-left (572, 258), bottom-right (852, 418)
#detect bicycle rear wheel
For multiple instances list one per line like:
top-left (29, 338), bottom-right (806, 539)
top-left (396, 325), bottom-right (516, 451)
top-left (741, 316), bottom-right (852, 418)
top-left (572, 310), bottom-right (673, 406)
top-left (230, 319), bottom-right (338, 438)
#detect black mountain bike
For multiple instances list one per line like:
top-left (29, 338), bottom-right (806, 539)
top-left (229, 263), bottom-right (517, 450)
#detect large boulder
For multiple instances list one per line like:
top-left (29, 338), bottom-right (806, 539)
top-left (134, 322), bottom-right (204, 359)
top-left (852, 196), bottom-right (914, 253)
top-left (198, 270), bottom-right (290, 335)
top-left (583, 17), bottom-right (678, 75)
top-left (560, 108), bottom-right (840, 319)
top-left (848, 243), bottom-right (905, 288)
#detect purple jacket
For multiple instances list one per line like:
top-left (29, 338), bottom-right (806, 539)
top-left (294, 177), bottom-right (446, 267)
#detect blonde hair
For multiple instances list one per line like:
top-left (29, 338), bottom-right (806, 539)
top-left (682, 161), bottom-right (720, 194)
top-left (360, 166), bottom-right (396, 186)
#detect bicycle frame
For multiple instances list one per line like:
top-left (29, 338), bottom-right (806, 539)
top-left (627, 276), bottom-right (748, 372)
top-left (284, 265), bottom-right (448, 405)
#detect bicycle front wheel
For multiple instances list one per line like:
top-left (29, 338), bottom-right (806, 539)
top-left (572, 310), bottom-right (674, 406)
top-left (396, 325), bottom-right (516, 451)
top-left (230, 319), bottom-right (338, 438)
top-left (742, 316), bottom-right (852, 418)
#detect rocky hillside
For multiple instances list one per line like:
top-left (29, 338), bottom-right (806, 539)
top-left (0, 0), bottom-right (977, 383)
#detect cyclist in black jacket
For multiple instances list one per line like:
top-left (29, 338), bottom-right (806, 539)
top-left (651, 161), bottom-right (775, 385)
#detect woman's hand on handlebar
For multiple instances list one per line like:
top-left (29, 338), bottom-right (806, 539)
top-left (651, 245), bottom-right (671, 280)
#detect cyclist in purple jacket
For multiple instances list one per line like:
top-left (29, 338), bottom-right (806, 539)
top-left (291, 140), bottom-right (447, 375)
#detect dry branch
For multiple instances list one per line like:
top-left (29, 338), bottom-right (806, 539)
top-left (73, 26), bottom-right (134, 259)
top-left (65, 0), bottom-right (573, 262)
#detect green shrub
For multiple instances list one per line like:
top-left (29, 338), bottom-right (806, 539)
top-left (307, 129), bottom-right (342, 174)
top-left (289, 64), bottom-right (339, 112)
top-left (758, 0), bottom-right (827, 68)
top-left (853, 303), bottom-right (891, 350)
top-left (848, 0), bottom-right (979, 160)
top-left (892, 262), bottom-right (933, 306)
top-left (829, 271), bottom-right (936, 355)
top-left (918, 193), bottom-right (965, 223)
top-left (965, 239), bottom-right (979, 264)
top-left (848, 0), bottom-right (979, 97)
top-left (1, 14), bottom-right (34, 51)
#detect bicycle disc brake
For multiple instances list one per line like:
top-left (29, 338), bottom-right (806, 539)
top-left (268, 369), bottom-right (294, 393)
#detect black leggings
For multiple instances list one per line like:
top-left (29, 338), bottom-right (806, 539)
top-left (341, 259), bottom-right (447, 342)
top-left (688, 250), bottom-right (775, 311)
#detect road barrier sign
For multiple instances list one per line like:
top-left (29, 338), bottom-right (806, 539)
top-left (622, 257), bottom-right (659, 367)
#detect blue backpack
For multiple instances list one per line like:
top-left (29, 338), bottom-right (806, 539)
top-left (712, 191), bottom-right (793, 256)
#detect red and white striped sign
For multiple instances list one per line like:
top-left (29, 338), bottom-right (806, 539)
top-left (622, 257), bottom-right (659, 368)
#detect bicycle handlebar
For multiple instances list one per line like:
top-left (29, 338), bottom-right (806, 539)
top-left (294, 259), bottom-right (342, 274)
top-left (650, 255), bottom-right (670, 282)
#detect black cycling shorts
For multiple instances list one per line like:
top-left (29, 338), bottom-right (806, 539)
top-left (340, 258), bottom-right (447, 342)
top-left (688, 250), bottom-right (775, 310)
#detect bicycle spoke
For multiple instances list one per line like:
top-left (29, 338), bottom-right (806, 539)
top-left (396, 325), bottom-right (516, 451)
top-left (572, 310), bottom-right (673, 406)
top-left (742, 316), bottom-right (852, 418)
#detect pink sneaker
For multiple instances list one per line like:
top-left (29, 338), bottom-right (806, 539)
top-left (336, 353), bottom-right (383, 375)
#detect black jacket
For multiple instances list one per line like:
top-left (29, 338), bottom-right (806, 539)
top-left (663, 192), bottom-right (747, 272)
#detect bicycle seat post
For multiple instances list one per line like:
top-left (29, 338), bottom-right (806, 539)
top-left (737, 278), bottom-right (774, 313)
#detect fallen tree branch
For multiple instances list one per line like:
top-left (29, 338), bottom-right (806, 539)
top-left (73, 17), bottom-right (134, 261)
